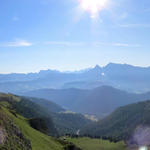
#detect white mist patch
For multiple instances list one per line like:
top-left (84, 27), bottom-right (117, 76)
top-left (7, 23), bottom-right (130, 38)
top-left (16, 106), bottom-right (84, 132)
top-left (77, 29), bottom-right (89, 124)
top-left (139, 146), bottom-right (148, 150)
top-left (101, 72), bottom-right (105, 76)
top-left (129, 126), bottom-right (150, 146)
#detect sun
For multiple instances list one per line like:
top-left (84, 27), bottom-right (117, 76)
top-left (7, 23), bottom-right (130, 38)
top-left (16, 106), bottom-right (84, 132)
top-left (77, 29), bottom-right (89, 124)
top-left (78, 0), bottom-right (109, 18)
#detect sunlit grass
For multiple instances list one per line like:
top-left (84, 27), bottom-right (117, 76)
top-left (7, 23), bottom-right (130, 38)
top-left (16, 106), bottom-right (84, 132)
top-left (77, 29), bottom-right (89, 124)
top-left (3, 108), bottom-right (63, 150)
top-left (66, 137), bottom-right (127, 150)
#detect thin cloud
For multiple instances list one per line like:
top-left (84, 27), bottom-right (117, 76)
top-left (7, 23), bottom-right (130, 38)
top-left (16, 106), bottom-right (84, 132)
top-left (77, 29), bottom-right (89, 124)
top-left (0, 39), bottom-right (33, 47)
top-left (45, 41), bottom-right (86, 46)
top-left (45, 41), bottom-right (141, 48)
top-left (112, 43), bottom-right (141, 47)
top-left (92, 42), bottom-right (141, 48)
top-left (119, 23), bottom-right (150, 28)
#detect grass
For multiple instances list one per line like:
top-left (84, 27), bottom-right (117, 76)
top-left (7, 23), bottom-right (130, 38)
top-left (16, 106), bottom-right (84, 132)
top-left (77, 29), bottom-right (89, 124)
top-left (1, 106), bottom-right (145, 150)
top-left (0, 101), bottom-right (10, 108)
top-left (3, 107), bottom-right (64, 150)
top-left (66, 137), bottom-right (128, 150)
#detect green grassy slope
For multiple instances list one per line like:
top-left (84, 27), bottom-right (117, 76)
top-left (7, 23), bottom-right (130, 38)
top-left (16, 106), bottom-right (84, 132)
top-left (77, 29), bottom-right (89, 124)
top-left (1, 107), bottom-right (64, 150)
top-left (0, 108), bottom-right (32, 150)
top-left (0, 94), bottom-right (64, 150)
top-left (12, 96), bottom-right (92, 136)
top-left (66, 137), bottom-right (127, 150)
top-left (13, 115), bottom-right (63, 150)
top-left (0, 93), bottom-right (92, 150)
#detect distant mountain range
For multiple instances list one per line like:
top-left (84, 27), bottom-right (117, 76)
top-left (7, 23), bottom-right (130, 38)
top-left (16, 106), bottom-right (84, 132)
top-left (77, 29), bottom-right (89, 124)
top-left (1, 63), bottom-right (150, 93)
top-left (22, 86), bottom-right (150, 117)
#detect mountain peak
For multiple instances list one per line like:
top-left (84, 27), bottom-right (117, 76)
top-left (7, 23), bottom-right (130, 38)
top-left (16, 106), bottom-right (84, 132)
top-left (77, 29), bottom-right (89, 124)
top-left (105, 62), bottom-right (132, 69)
top-left (94, 65), bottom-right (101, 70)
top-left (106, 62), bottom-right (119, 67)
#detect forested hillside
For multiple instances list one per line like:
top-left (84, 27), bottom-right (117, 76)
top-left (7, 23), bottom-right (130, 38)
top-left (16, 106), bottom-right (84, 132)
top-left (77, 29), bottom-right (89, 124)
top-left (23, 86), bottom-right (150, 117)
top-left (81, 100), bottom-right (150, 146)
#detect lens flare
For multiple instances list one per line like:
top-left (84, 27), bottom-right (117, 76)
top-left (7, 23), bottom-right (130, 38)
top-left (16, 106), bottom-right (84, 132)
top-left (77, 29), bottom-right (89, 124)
top-left (139, 146), bottom-right (148, 150)
top-left (78, 0), bottom-right (109, 18)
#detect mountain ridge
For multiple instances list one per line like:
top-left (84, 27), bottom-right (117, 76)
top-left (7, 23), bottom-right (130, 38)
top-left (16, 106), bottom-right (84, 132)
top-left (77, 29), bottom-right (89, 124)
top-left (22, 85), bottom-right (150, 117)
top-left (80, 99), bottom-right (150, 147)
top-left (1, 63), bottom-right (150, 93)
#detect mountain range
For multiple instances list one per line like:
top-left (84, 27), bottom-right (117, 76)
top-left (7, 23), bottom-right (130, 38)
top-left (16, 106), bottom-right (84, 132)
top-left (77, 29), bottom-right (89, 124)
top-left (1, 63), bottom-right (150, 93)
top-left (22, 86), bottom-right (150, 117)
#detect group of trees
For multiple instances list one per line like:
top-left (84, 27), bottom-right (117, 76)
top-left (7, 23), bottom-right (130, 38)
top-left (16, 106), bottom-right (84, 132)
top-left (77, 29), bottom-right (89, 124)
top-left (64, 133), bottom-right (121, 143)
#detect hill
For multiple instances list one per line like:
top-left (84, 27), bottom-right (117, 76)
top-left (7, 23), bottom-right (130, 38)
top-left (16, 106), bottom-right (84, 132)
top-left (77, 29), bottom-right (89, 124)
top-left (0, 93), bottom-right (92, 136)
top-left (0, 94), bottom-right (64, 150)
top-left (0, 93), bottom-right (94, 150)
top-left (22, 86), bottom-right (150, 117)
top-left (80, 100), bottom-right (150, 146)
top-left (28, 97), bottom-right (65, 113)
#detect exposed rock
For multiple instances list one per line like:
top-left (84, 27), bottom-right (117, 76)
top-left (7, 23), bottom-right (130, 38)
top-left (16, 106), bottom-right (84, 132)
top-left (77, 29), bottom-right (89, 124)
top-left (0, 110), bottom-right (32, 150)
top-left (0, 127), bottom-right (6, 144)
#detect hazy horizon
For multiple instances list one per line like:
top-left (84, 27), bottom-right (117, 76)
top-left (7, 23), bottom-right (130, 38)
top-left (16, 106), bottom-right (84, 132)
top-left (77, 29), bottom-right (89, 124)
top-left (1, 0), bottom-right (150, 73)
top-left (1, 62), bottom-right (150, 74)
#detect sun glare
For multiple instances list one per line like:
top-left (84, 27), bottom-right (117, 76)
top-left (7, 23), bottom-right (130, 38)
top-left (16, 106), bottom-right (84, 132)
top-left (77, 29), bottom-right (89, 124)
top-left (139, 146), bottom-right (148, 150)
top-left (78, 0), bottom-right (109, 18)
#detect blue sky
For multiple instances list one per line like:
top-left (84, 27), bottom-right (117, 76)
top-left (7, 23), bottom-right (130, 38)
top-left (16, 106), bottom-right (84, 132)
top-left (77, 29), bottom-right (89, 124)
top-left (0, 0), bottom-right (150, 73)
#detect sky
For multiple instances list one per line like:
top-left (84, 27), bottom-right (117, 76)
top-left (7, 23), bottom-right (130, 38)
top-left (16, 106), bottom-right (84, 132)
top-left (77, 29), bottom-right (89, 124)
top-left (0, 0), bottom-right (150, 73)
